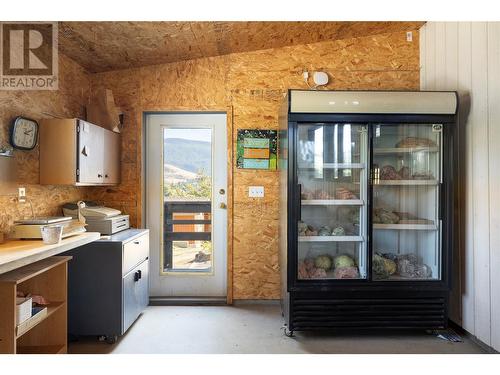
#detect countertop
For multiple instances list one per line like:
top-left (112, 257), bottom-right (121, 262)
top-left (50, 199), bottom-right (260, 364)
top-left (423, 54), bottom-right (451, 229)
top-left (0, 232), bottom-right (100, 275)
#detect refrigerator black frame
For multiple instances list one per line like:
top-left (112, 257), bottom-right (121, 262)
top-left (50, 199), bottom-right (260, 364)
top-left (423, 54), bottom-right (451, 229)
top-left (286, 111), bottom-right (457, 294)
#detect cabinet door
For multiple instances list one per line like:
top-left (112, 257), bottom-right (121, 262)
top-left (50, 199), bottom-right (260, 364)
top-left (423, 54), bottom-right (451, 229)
top-left (122, 260), bottom-right (149, 333)
top-left (39, 119), bottom-right (78, 185)
top-left (78, 120), bottom-right (104, 184)
top-left (103, 130), bottom-right (121, 184)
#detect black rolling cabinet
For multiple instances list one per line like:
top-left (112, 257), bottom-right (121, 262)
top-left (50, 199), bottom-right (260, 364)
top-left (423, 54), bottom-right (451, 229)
top-left (64, 229), bottom-right (149, 342)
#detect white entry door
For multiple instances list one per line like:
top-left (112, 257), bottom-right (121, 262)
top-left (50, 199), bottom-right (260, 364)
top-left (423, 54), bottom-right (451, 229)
top-left (145, 113), bottom-right (227, 298)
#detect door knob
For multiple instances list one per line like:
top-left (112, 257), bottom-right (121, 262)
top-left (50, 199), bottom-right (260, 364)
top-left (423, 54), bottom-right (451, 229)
top-left (219, 189), bottom-right (225, 195)
top-left (219, 202), bottom-right (227, 209)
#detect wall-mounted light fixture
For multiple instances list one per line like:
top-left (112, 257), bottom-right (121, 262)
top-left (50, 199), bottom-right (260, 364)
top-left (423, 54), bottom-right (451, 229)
top-left (302, 70), bottom-right (330, 90)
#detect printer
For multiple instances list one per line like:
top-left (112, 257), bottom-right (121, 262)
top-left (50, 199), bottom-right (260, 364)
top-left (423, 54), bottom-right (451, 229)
top-left (62, 201), bottom-right (130, 235)
top-left (11, 216), bottom-right (86, 239)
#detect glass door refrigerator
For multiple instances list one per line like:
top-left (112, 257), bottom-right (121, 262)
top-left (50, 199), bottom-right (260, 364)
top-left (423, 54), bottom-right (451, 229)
top-left (279, 90), bottom-right (458, 336)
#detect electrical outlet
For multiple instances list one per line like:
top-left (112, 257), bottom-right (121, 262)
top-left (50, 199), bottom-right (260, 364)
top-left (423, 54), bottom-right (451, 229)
top-left (249, 186), bottom-right (264, 198)
top-left (18, 187), bottom-right (26, 203)
top-left (406, 31), bottom-right (413, 42)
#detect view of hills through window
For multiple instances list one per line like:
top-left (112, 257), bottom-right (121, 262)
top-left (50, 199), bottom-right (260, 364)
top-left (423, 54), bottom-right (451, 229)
top-left (163, 128), bottom-right (212, 201)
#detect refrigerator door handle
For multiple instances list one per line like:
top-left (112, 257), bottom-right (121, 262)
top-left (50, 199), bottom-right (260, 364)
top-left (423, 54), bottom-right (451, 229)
top-left (440, 131), bottom-right (443, 183)
top-left (298, 184), bottom-right (302, 221)
top-left (433, 123), bottom-right (444, 184)
top-left (439, 219), bottom-right (443, 277)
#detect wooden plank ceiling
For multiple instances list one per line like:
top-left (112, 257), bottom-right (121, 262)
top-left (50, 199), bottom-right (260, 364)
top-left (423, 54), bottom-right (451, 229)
top-left (59, 21), bottom-right (424, 73)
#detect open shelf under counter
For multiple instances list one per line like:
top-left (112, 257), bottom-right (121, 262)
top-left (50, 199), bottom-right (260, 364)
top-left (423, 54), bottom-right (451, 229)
top-left (299, 235), bottom-right (364, 242)
top-left (298, 162), bottom-right (365, 170)
top-left (301, 199), bottom-right (364, 206)
top-left (373, 223), bottom-right (438, 231)
top-left (373, 147), bottom-right (439, 154)
top-left (0, 256), bottom-right (71, 354)
top-left (16, 301), bottom-right (65, 338)
top-left (374, 179), bottom-right (439, 186)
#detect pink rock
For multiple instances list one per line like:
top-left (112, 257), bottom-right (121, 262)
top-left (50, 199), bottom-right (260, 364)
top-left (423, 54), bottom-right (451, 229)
top-left (333, 266), bottom-right (359, 279)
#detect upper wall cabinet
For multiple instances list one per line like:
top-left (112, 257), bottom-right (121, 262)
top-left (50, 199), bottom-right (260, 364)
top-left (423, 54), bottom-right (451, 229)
top-left (40, 119), bottom-right (121, 186)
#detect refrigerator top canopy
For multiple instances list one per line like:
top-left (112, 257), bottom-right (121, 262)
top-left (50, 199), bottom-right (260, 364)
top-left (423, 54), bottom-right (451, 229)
top-left (289, 90), bottom-right (458, 115)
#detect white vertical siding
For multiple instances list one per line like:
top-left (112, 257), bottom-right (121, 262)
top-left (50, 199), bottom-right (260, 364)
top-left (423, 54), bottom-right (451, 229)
top-left (420, 21), bottom-right (500, 351)
top-left (470, 23), bottom-right (491, 345)
top-left (487, 22), bottom-right (500, 351)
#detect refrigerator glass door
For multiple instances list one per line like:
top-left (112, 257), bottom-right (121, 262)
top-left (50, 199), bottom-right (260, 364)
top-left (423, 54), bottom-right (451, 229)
top-left (371, 123), bottom-right (442, 281)
top-left (297, 123), bottom-right (368, 280)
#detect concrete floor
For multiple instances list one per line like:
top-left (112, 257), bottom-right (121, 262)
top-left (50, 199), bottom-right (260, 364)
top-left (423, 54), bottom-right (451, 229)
top-left (68, 303), bottom-right (485, 354)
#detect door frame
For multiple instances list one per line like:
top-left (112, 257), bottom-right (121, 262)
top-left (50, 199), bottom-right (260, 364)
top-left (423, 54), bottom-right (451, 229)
top-left (141, 108), bottom-right (234, 304)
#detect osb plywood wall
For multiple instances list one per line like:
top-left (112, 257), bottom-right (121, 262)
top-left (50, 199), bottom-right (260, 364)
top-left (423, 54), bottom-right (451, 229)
top-left (0, 55), bottom-right (91, 233)
top-left (90, 30), bottom-right (420, 299)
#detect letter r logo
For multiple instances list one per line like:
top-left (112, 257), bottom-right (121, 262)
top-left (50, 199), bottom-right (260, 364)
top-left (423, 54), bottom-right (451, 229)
top-left (2, 23), bottom-right (53, 75)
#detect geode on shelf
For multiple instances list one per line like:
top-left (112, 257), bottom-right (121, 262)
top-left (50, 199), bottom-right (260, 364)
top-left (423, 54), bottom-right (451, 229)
top-left (380, 165), bottom-right (401, 180)
top-left (398, 166), bottom-right (411, 179)
top-left (372, 254), bottom-right (387, 278)
top-left (333, 255), bottom-right (355, 269)
top-left (309, 267), bottom-right (327, 279)
top-left (318, 226), bottom-right (332, 236)
top-left (396, 254), bottom-right (432, 279)
top-left (332, 226), bottom-right (345, 236)
top-left (396, 136), bottom-right (437, 148)
top-left (298, 258), bottom-right (328, 279)
top-left (314, 255), bottom-right (333, 271)
top-left (298, 221), bottom-right (308, 236)
top-left (373, 208), bottom-right (399, 224)
top-left (305, 228), bottom-right (318, 236)
top-left (372, 254), bottom-right (396, 279)
top-left (333, 266), bottom-right (359, 279)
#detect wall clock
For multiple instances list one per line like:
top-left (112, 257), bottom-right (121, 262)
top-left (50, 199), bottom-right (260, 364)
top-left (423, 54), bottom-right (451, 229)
top-left (10, 117), bottom-right (39, 150)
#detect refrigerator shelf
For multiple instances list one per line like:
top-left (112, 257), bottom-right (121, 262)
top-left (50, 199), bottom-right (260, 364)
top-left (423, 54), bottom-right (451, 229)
top-left (373, 147), bottom-right (439, 154)
top-left (301, 199), bottom-right (364, 206)
top-left (374, 179), bottom-right (439, 186)
top-left (373, 223), bottom-right (438, 231)
top-left (298, 235), bottom-right (364, 242)
top-left (298, 163), bottom-right (365, 169)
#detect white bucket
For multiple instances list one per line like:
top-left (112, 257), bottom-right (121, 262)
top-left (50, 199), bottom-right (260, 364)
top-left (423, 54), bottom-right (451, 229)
top-left (40, 225), bottom-right (63, 245)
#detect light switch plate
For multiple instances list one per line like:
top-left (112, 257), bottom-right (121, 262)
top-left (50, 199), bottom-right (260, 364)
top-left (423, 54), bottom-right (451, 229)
top-left (249, 186), bottom-right (264, 198)
top-left (18, 187), bottom-right (26, 203)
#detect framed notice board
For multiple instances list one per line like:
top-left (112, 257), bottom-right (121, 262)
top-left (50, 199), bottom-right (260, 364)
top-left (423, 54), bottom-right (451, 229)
top-left (236, 129), bottom-right (277, 170)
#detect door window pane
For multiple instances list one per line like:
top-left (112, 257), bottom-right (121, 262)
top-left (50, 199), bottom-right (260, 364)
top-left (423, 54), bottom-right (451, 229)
top-left (372, 124), bottom-right (441, 281)
top-left (163, 128), bottom-right (213, 272)
top-left (297, 123), bottom-right (368, 280)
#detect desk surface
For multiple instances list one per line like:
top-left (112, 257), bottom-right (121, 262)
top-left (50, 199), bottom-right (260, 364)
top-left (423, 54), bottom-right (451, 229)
top-left (0, 232), bottom-right (100, 274)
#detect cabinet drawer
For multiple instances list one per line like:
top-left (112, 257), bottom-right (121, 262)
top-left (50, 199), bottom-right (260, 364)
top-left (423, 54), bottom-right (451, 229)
top-left (123, 233), bottom-right (149, 276)
top-left (122, 260), bottom-right (149, 333)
